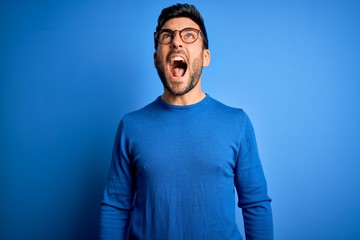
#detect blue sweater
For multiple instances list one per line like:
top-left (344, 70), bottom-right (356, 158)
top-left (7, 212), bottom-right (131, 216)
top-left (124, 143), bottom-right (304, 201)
top-left (100, 95), bottom-right (273, 240)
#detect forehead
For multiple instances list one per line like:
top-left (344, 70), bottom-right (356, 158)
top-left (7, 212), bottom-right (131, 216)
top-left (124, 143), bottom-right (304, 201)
top-left (161, 17), bottom-right (200, 30)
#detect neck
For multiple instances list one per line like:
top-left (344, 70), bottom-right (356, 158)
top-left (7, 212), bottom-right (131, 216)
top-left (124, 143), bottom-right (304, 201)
top-left (161, 88), bottom-right (206, 106)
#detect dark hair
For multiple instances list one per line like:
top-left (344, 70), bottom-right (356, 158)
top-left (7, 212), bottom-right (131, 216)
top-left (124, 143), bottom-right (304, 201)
top-left (154, 3), bottom-right (209, 50)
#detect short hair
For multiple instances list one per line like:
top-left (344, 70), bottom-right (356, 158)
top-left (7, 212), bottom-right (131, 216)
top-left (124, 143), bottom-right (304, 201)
top-left (154, 3), bottom-right (209, 50)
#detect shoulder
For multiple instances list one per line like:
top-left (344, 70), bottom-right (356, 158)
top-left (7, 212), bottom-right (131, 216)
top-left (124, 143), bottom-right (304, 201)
top-left (207, 96), bottom-right (251, 124)
top-left (117, 97), bottom-right (163, 133)
top-left (206, 97), bottom-right (257, 147)
top-left (122, 97), bottom-right (161, 122)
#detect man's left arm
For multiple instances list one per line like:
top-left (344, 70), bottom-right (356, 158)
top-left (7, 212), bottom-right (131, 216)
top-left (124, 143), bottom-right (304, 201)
top-left (234, 113), bottom-right (273, 240)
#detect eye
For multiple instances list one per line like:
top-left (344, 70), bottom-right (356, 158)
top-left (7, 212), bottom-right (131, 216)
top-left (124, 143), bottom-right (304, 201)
top-left (160, 32), bottom-right (172, 41)
top-left (182, 29), bottom-right (197, 41)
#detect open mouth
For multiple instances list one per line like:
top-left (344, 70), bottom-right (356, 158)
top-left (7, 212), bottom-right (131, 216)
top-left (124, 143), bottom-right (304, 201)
top-left (170, 56), bottom-right (187, 78)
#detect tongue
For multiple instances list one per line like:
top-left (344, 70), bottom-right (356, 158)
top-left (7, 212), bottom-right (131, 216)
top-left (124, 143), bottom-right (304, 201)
top-left (172, 67), bottom-right (185, 77)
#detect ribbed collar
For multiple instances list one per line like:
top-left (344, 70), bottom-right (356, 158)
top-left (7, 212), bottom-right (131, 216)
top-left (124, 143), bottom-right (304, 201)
top-left (156, 94), bottom-right (211, 111)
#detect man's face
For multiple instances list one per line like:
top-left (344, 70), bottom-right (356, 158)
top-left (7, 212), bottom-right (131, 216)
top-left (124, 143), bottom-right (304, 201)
top-left (154, 17), bottom-right (210, 96)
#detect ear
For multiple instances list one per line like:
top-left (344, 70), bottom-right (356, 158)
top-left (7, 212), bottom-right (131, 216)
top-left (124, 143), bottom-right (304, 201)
top-left (202, 49), bottom-right (210, 67)
top-left (153, 52), bottom-right (157, 66)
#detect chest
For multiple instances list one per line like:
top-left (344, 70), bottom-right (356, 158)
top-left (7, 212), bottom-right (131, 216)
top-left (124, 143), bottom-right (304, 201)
top-left (128, 115), bottom-right (240, 183)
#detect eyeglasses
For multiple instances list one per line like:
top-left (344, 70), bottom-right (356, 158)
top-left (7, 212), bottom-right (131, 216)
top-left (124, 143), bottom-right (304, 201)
top-left (155, 27), bottom-right (202, 45)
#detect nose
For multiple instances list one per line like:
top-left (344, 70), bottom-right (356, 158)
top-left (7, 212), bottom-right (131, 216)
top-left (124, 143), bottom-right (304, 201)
top-left (171, 31), bottom-right (183, 49)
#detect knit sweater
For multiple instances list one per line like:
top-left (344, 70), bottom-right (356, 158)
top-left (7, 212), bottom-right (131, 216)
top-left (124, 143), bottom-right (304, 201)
top-left (100, 95), bottom-right (273, 240)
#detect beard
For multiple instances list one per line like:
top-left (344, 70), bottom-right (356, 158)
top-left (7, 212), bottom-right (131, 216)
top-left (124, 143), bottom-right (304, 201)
top-left (155, 52), bottom-right (204, 96)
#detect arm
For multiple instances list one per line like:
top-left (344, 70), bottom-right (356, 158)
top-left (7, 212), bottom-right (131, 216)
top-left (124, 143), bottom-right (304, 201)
top-left (234, 113), bottom-right (273, 240)
top-left (100, 119), bottom-right (135, 240)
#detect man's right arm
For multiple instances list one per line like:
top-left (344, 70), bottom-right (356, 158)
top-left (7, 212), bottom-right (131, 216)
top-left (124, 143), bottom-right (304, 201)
top-left (100, 204), bottom-right (132, 239)
top-left (100, 119), bottom-right (135, 239)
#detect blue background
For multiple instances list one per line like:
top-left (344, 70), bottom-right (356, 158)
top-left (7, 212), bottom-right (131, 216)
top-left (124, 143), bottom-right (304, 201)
top-left (1, 0), bottom-right (360, 239)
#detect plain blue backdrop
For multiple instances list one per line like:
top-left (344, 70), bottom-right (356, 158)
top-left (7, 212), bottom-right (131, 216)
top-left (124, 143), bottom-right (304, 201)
top-left (1, 0), bottom-right (360, 239)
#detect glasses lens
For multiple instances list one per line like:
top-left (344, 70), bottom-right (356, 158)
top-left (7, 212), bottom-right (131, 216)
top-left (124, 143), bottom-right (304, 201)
top-left (158, 31), bottom-right (173, 44)
top-left (181, 29), bottom-right (198, 43)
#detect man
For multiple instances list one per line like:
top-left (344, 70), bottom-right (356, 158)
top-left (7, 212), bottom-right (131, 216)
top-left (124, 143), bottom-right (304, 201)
top-left (100, 4), bottom-right (273, 240)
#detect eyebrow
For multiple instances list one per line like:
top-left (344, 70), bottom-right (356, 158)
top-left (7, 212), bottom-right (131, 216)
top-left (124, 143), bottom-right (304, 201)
top-left (159, 29), bottom-right (174, 32)
top-left (159, 27), bottom-right (198, 32)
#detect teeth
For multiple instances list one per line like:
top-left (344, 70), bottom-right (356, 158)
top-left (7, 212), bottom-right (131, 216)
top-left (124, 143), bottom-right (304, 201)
top-left (171, 56), bottom-right (184, 63)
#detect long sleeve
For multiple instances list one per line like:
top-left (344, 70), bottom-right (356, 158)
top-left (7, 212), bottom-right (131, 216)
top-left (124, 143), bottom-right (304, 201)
top-left (100, 119), bottom-right (135, 240)
top-left (234, 114), bottom-right (273, 240)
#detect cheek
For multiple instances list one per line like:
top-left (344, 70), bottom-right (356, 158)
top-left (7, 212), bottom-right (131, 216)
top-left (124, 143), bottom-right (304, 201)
top-left (156, 47), bottom-right (169, 59)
